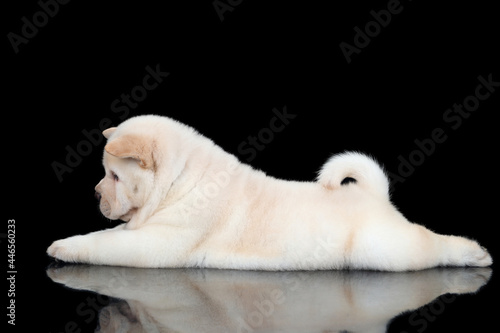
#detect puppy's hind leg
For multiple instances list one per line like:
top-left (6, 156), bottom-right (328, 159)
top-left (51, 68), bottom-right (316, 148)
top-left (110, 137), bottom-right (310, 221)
top-left (349, 218), bottom-right (492, 271)
top-left (438, 234), bottom-right (492, 268)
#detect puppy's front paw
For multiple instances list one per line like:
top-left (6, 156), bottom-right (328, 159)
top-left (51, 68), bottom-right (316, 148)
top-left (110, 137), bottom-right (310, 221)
top-left (47, 236), bottom-right (88, 263)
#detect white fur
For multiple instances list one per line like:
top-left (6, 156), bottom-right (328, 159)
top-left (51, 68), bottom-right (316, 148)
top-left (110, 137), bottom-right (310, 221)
top-left (48, 115), bottom-right (492, 271)
top-left (317, 151), bottom-right (390, 199)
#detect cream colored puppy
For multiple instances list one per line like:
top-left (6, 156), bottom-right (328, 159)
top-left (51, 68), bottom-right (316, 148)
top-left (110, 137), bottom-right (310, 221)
top-left (47, 115), bottom-right (492, 271)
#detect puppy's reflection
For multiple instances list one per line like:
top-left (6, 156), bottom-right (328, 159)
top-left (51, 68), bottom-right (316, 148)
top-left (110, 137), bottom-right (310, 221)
top-left (47, 266), bottom-right (491, 333)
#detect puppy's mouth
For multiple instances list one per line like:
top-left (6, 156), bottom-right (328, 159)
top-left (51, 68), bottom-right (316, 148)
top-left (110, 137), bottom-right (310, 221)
top-left (96, 192), bottom-right (137, 221)
top-left (99, 199), bottom-right (112, 218)
top-left (119, 208), bottom-right (138, 222)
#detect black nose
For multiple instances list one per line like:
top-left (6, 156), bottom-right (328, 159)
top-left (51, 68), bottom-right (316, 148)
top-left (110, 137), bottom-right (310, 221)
top-left (95, 192), bottom-right (101, 201)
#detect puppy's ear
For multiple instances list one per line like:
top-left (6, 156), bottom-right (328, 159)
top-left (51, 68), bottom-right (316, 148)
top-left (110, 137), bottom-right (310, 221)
top-left (104, 134), bottom-right (155, 170)
top-left (102, 127), bottom-right (117, 139)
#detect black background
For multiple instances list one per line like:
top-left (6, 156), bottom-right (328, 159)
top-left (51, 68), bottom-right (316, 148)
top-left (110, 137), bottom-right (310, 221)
top-left (4, 0), bottom-right (499, 332)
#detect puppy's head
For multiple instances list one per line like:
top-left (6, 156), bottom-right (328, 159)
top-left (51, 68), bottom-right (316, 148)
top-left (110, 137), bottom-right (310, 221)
top-left (94, 126), bottom-right (156, 222)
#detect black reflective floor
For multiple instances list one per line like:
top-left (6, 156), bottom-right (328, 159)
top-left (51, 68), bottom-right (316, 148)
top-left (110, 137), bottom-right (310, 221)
top-left (7, 1), bottom-right (499, 332)
top-left (41, 265), bottom-right (494, 332)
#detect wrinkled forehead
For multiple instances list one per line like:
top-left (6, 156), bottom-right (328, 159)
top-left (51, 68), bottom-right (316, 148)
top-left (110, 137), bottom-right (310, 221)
top-left (102, 151), bottom-right (129, 170)
top-left (102, 150), bottom-right (116, 168)
top-left (102, 151), bottom-right (146, 177)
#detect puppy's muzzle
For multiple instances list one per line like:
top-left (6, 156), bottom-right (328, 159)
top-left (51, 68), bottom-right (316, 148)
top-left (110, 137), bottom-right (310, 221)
top-left (95, 192), bottom-right (102, 202)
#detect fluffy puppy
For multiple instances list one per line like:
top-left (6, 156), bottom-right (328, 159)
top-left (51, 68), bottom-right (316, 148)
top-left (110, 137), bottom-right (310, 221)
top-left (48, 115), bottom-right (492, 271)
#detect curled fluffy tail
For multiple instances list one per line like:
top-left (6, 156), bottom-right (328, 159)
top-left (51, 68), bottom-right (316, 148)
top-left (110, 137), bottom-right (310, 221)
top-left (317, 151), bottom-right (390, 199)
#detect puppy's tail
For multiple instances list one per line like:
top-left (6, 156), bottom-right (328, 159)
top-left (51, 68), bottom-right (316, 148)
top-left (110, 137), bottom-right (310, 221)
top-left (316, 151), bottom-right (390, 199)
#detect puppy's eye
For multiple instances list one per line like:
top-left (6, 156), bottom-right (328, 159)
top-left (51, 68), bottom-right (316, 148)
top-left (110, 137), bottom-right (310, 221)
top-left (111, 172), bottom-right (119, 181)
